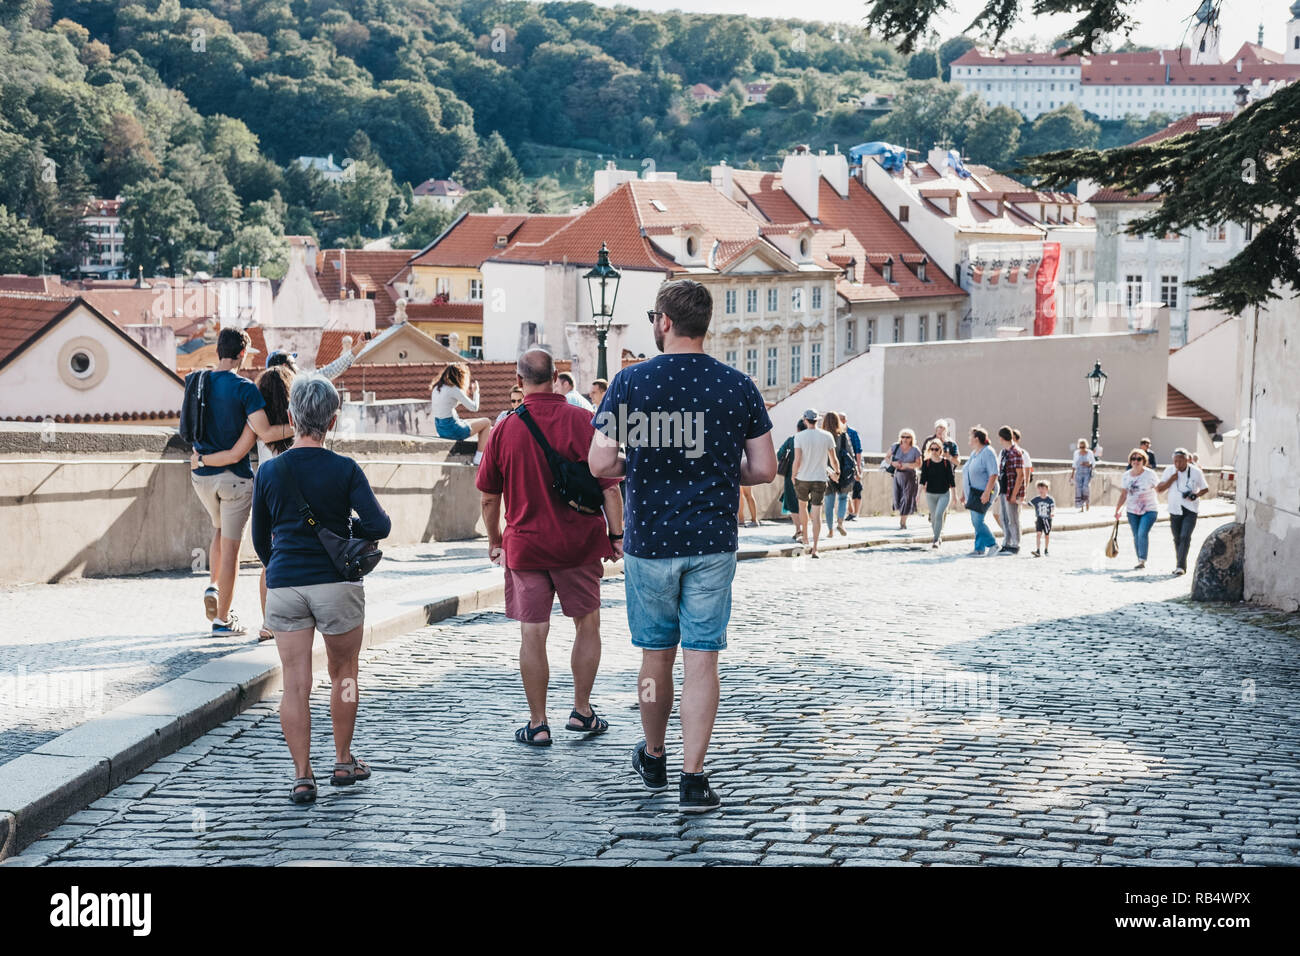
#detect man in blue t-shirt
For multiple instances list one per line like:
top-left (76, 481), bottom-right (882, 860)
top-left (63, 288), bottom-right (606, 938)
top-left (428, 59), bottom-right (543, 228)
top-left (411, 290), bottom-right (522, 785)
top-left (187, 328), bottom-right (287, 636)
top-left (589, 278), bottom-right (776, 813)
top-left (843, 417), bottom-right (864, 520)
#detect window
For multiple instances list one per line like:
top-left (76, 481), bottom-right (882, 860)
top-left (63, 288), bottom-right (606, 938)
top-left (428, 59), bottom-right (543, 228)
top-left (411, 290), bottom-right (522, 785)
top-left (1159, 275), bottom-right (1179, 310)
top-left (918, 315), bottom-right (928, 342)
top-left (469, 279), bottom-right (483, 300)
top-left (1125, 274), bottom-right (1144, 309)
top-left (893, 316), bottom-right (903, 342)
top-left (790, 344), bottom-right (801, 382)
top-left (744, 348), bottom-right (758, 378)
top-left (725, 290), bottom-right (737, 314)
top-left (916, 259), bottom-right (927, 281)
top-left (435, 277), bottom-right (451, 295)
top-left (1208, 223), bottom-right (1227, 242)
top-left (882, 259), bottom-right (893, 283)
top-left (766, 288), bottom-right (778, 311)
top-left (936, 314), bottom-right (946, 340)
top-left (766, 347), bottom-right (779, 387)
top-left (811, 286), bottom-right (822, 310)
top-left (1245, 221), bottom-right (1254, 241)
top-left (845, 319), bottom-right (856, 352)
top-left (898, 206), bottom-right (909, 222)
top-left (810, 342), bottom-right (822, 377)
top-left (69, 349), bottom-right (94, 378)
top-left (791, 287), bottom-right (804, 312)
top-left (746, 288), bottom-right (758, 313)
top-left (468, 336), bottom-right (484, 359)
top-left (866, 318), bottom-right (876, 346)
top-left (725, 349), bottom-right (738, 368)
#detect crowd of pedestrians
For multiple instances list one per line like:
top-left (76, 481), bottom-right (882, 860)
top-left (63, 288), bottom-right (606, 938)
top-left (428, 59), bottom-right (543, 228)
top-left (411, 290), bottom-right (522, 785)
top-left (181, 283), bottom-right (1216, 814)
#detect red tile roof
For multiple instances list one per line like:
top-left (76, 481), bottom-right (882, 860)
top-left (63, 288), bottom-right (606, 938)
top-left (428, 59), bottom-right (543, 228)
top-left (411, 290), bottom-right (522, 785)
top-left (316, 249), bottom-right (418, 327)
top-left (413, 178), bottom-right (466, 197)
top-left (953, 48), bottom-right (1081, 67)
top-left (409, 214), bottom-right (574, 269)
top-left (1083, 55), bottom-right (1300, 86)
top-left (0, 293), bottom-right (76, 367)
top-left (1132, 112), bottom-right (1235, 145)
top-left (1167, 385), bottom-right (1220, 426)
top-left (730, 171), bottom-right (812, 225)
top-left (405, 302), bottom-right (483, 324)
top-left (0, 274), bottom-right (74, 296)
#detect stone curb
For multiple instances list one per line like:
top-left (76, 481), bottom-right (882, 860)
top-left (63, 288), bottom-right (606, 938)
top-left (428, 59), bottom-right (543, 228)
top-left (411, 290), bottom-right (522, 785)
top-left (0, 576), bottom-right (507, 862)
top-left (0, 507), bottom-right (1226, 862)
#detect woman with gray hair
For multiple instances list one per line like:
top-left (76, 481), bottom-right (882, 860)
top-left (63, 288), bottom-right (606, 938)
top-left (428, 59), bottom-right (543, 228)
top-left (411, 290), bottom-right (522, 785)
top-left (251, 373), bottom-right (392, 804)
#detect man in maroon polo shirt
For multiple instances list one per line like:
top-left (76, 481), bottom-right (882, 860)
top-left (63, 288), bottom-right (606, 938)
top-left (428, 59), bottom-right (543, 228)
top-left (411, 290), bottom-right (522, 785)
top-left (477, 348), bottom-right (625, 746)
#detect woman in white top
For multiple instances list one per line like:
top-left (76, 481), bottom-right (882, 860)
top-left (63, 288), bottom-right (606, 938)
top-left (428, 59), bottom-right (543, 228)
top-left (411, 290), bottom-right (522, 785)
top-left (1113, 447), bottom-right (1160, 570)
top-left (430, 363), bottom-right (491, 464)
top-left (1071, 438), bottom-right (1096, 511)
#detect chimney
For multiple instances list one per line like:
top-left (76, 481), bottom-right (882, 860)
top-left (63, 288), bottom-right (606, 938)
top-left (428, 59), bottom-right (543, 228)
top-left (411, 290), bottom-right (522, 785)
top-left (927, 146), bottom-right (950, 173)
top-left (710, 161), bottom-right (734, 200)
top-left (232, 265), bottom-right (242, 278)
top-left (251, 265), bottom-right (260, 279)
top-left (816, 150), bottom-right (850, 198)
top-left (448, 332), bottom-right (461, 353)
top-left (781, 149), bottom-right (821, 220)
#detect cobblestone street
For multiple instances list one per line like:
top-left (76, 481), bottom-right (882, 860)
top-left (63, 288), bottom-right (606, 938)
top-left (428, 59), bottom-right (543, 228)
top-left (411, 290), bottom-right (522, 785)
top-left (8, 519), bottom-right (1299, 867)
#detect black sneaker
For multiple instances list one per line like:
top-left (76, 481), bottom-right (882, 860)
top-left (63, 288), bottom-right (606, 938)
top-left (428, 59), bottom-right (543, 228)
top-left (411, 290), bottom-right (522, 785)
top-left (632, 740), bottom-right (669, 791)
top-left (679, 772), bottom-right (721, 814)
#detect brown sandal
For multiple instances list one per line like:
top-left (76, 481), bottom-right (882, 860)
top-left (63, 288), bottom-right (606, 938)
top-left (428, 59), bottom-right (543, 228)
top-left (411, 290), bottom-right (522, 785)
top-left (331, 755), bottom-right (371, 786)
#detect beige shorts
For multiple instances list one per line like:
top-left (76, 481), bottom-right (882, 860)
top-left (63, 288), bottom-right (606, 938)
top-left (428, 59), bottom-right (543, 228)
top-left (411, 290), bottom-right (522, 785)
top-left (793, 479), bottom-right (827, 506)
top-left (265, 582), bottom-right (365, 635)
top-left (191, 471), bottom-right (253, 539)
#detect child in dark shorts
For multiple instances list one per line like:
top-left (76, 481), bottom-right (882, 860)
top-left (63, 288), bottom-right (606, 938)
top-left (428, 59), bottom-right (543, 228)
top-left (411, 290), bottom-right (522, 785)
top-left (1029, 481), bottom-right (1055, 556)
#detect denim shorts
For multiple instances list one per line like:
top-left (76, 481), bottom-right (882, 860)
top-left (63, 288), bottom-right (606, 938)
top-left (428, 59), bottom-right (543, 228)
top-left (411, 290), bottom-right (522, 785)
top-left (435, 416), bottom-right (471, 441)
top-left (623, 551), bottom-right (737, 652)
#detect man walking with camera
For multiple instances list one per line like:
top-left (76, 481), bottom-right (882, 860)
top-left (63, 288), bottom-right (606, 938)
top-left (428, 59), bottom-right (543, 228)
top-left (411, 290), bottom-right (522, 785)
top-left (477, 348), bottom-right (624, 746)
top-left (589, 279), bottom-right (777, 813)
top-left (1156, 447), bottom-right (1209, 575)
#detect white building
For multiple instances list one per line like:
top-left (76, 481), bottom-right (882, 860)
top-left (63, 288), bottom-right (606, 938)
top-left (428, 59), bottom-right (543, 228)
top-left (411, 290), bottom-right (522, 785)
top-left (77, 198), bottom-right (126, 279)
top-left (1084, 112), bottom-right (1247, 347)
top-left (951, 5), bottom-right (1300, 120)
top-left (294, 154), bottom-right (349, 183)
top-left (412, 178), bottom-right (468, 210)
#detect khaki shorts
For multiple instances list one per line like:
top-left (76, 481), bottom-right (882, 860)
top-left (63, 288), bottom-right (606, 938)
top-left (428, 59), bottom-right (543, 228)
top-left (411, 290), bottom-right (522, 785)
top-left (191, 471), bottom-right (253, 540)
top-left (265, 582), bottom-right (365, 635)
top-left (793, 479), bottom-right (827, 506)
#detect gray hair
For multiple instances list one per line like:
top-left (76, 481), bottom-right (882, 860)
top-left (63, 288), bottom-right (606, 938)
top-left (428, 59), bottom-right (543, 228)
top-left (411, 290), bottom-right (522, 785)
top-left (517, 347), bottom-right (554, 386)
top-left (289, 372), bottom-right (340, 440)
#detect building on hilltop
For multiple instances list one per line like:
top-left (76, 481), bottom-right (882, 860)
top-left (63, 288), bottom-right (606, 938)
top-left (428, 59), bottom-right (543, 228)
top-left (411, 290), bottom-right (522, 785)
top-left (950, 5), bottom-right (1300, 119)
top-left (77, 198), bottom-right (127, 280)
top-left (412, 178), bottom-right (468, 210)
top-left (293, 154), bottom-right (349, 182)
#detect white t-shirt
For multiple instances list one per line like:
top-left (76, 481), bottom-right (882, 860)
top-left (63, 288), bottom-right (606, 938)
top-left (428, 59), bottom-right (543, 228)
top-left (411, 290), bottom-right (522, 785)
top-left (1162, 464), bottom-right (1209, 515)
top-left (1073, 449), bottom-right (1096, 470)
top-left (1122, 468), bottom-right (1160, 515)
top-left (430, 384), bottom-right (478, 419)
top-left (793, 427), bottom-right (836, 482)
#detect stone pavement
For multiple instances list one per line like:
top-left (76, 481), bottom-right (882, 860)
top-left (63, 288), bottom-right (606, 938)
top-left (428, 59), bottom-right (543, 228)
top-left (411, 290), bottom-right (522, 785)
top-left (6, 514), bottom-right (1297, 867)
top-left (3, 501), bottom-right (1229, 766)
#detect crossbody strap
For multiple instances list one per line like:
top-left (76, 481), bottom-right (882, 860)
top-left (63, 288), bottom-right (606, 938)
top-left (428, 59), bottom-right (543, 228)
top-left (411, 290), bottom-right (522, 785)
top-left (513, 404), bottom-right (558, 463)
top-left (276, 455), bottom-right (321, 530)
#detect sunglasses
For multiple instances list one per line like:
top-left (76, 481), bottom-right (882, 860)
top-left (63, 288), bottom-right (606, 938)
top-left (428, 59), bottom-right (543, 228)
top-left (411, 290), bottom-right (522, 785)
top-left (647, 310), bottom-right (663, 323)
top-left (1130, 456), bottom-right (1145, 462)
top-left (510, 398), bottom-right (522, 405)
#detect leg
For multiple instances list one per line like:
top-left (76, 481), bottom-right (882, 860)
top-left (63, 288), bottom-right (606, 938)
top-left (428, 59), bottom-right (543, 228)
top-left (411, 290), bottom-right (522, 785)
top-left (680, 650), bottom-right (719, 774)
top-left (469, 417), bottom-right (492, 451)
top-left (519, 619), bottom-right (551, 738)
top-left (1177, 512), bottom-right (1198, 570)
top-left (570, 608), bottom-right (601, 718)
top-left (323, 624), bottom-right (365, 771)
top-left (797, 499), bottom-right (811, 547)
top-left (639, 648), bottom-right (676, 757)
top-left (208, 528), bottom-right (222, 586)
top-left (215, 531), bottom-right (240, 620)
top-left (259, 568), bottom-right (268, 619)
top-left (274, 626), bottom-right (316, 786)
top-left (809, 495), bottom-right (823, 550)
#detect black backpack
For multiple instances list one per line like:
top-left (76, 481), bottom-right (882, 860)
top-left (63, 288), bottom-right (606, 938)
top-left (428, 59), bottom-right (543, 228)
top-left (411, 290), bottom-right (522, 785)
top-left (513, 404), bottom-right (605, 514)
top-left (179, 370), bottom-right (208, 445)
top-left (835, 433), bottom-right (857, 490)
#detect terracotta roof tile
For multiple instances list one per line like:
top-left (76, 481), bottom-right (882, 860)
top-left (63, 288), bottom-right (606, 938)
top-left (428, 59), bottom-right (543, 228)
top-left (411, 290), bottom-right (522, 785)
top-left (0, 293), bottom-right (76, 367)
top-left (410, 214), bottom-right (574, 269)
top-left (1167, 385), bottom-right (1220, 426)
top-left (405, 302), bottom-right (483, 324)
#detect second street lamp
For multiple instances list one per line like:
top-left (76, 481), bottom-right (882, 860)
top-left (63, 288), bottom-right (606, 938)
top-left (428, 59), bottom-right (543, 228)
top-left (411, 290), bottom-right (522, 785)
top-left (1086, 360), bottom-right (1108, 452)
top-left (583, 243), bottom-right (621, 381)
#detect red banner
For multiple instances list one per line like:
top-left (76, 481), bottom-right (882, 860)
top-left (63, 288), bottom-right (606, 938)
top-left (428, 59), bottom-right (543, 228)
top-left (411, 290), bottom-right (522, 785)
top-left (1034, 241), bottom-right (1060, 336)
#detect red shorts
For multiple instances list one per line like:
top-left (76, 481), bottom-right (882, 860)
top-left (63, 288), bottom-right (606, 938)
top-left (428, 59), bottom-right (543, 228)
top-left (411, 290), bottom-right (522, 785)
top-left (504, 562), bottom-right (603, 623)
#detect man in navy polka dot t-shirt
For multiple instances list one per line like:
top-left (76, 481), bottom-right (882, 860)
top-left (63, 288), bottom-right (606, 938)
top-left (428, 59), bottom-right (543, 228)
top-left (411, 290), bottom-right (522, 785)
top-left (589, 278), bottom-right (776, 813)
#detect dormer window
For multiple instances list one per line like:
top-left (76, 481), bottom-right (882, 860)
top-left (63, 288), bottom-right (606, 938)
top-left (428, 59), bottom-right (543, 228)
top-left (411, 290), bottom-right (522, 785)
top-left (882, 257), bottom-right (894, 284)
top-left (799, 237), bottom-right (809, 257)
top-left (917, 258), bottom-right (927, 282)
top-left (495, 235), bottom-right (508, 247)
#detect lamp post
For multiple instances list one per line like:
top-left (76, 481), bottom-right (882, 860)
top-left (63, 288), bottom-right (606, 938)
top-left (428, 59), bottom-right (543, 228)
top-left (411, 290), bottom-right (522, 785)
top-left (1086, 360), bottom-right (1108, 452)
top-left (583, 243), bottom-right (621, 382)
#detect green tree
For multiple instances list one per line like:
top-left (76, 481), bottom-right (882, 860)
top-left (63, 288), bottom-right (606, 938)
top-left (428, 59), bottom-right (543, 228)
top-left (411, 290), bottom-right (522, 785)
top-left (1018, 104), bottom-right (1100, 159)
top-left (120, 179), bottom-right (215, 276)
top-left (869, 80), bottom-right (984, 152)
top-left (939, 36), bottom-right (976, 82)
top-left (905, 49), bottom-right (940, 80)
top-left (328, 160), bottom-right (397, 239)
top-left (965, 105), bottom-right (1023, 168)
top-left (218, 225), bottom-right (289, 279)
top-left (0, 203), bottom-right (58, 273)
top-left (766, 81), bottom-right (798, 109)
top-left (395, 202), bottom-right (454, 249)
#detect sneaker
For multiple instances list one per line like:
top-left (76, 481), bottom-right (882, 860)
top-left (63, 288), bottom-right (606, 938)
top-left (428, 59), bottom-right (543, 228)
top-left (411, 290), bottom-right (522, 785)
top-left (1174, 567), bottom-right (1186, 576)
top-left (632, 740), bottom-right (669, 792)
top-left (679, 772), bottom-right (722, 814)
top-left (1031, 549), bottom-right (1041, 557)
top-left (212, 612), bottom-right (247, 636)
top-left (203, 585), bottom-right (219, 622)
top-left (1134, 560), bottom-right (1146, 570)
top-left (845, 514), bottom-right (856, 522)
top-left (1044, 549), bottom-right (1049, 556)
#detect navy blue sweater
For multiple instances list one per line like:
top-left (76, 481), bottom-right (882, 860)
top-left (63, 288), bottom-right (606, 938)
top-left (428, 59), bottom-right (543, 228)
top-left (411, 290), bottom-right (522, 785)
top-left (251, 446), bottom-right (392, 588)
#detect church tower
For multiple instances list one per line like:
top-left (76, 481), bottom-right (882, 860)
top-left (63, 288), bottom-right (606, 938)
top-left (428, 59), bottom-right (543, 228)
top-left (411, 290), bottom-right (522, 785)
top-left (1191, 0), bottom-right (1222, 64)
top-left (1286, 0), bottom-right (1300, 64)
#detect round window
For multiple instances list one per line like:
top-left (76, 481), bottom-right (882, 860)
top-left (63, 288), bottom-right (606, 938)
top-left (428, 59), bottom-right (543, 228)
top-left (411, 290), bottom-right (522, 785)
top-left (397, 349), bottom-right (409, 360)
top-left (799, 238), bottom-right (809, 257)
top-left (686, 237), bottom-right (697, 257)
top-left (69, 350), bottom-right (94, 378)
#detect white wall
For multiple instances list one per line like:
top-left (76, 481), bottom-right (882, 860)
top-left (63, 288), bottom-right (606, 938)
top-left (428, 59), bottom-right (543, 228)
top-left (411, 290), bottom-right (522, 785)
top-left (862, 161), bottom-right (958, 276)
top-left (767, 347), bottom-right (886, 452)
top-left (1168, 315), bottom-right (1240, 427)
top-left (0, 307), bottom-right (182, 418)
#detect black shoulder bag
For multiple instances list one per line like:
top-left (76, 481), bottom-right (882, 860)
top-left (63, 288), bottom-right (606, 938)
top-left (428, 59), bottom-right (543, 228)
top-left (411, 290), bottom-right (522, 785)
top-left (513, 404), bottom-right (605, 514)
top-left (278, 459), bottom-right (382, 581)
top-left (179, 370), bottom-right (208, 445)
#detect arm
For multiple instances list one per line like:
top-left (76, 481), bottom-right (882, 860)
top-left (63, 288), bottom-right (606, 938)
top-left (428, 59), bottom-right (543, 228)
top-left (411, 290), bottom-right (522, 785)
top-left (348, 464), bottom-right (392, 541)
top-left (741, 432), bottom-right (778, 485)
top-left (246, 408), bottom-right (294, 444)
top-left (1011, 466), bottom-right (1027, 501)
top-left (588, 428), bottom-right (625, 479)
top-left (458, 384), bottom-right (480, 413)
top-left (602, 484), bottom-right (624, 560)
top-left (481, 492), bottom-right (504, 564)
top-left (251, 473), bottom-right (272, 567)
top-left (1155, 472), bottom-right (1175, 493)
top-left (792, 447), bottom-right (804, 482)
top-left (317, 342), bottom-right (358, 381)
top-left (825, 444), bottom-right (840, 483)
top-left (1114, 486), bottom-right (1128, 517)
top-left (192, 423), bottom-right (259, 469)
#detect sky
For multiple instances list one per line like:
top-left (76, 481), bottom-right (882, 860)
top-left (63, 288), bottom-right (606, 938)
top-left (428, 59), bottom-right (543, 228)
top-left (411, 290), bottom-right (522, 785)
top-left (590, 0), bottom-right (1295, 55)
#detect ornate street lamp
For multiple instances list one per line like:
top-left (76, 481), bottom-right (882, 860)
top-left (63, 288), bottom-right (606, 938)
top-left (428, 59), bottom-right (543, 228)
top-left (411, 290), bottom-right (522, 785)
top-left (584, 243), bottom-right (621, 381)
top-left (1086, 360), bottom-right (1108, 452)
